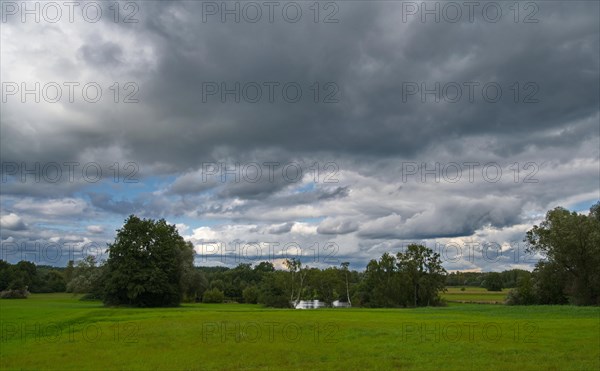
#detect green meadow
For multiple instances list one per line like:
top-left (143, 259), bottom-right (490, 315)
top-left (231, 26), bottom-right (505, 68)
top-left (1, 293), bottom-right (598, 370)
top-left (442, 287), bottom-right (510, 303)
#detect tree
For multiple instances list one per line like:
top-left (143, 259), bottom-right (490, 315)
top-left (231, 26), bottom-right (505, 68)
top-left (397, 244), bottom-right (446, 307)
top-left (181, 268), bottom-right (208, 303)
top-left (254, 261), bottom-right (275, 274)
top-left (341, 262), bottom-right (352, 305)
top-left (284, 258), bottom-right (306, 307)
top-left (506, 274), bottom-right (536, 305)
top-left (66, 255), bottom-right (102, 295)
top-left (42, 270), bottom-right (67, 292)
top-left (310, 267), bottom-right (341, 305)
top-left (361, 253), bottom-right (405, 307)
top-left (179, 243), bottom-right (207, 302)
top-left (482, 272), bottom-right (503, 292)
top-left (202, 288), bottom-right (225, 303)
top-left (103, 215), bottom-right (195, 307)
top-left (64, 260), bottom-right (75, 283)
top-left (531, 261), bottom-right (569, 304)
top-left (525, 203), bottom-right (600, 305)
top-left (258, 271), bottom-right (289, 308)
top-left (242, 285), bottom-right (259, 304)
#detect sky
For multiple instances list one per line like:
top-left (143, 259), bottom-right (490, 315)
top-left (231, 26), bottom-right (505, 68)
top-left (1, 0), bottom-right (598, 272)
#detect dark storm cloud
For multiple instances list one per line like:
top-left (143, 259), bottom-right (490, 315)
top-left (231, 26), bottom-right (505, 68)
top-left (2, 2), bottom-right (597, 172)
top-left (103, 1), bottom-right (597, 169)
top-left (77, 40), bottom-right (124, 67)
top-left (1, 1), bottom-right (598, 270)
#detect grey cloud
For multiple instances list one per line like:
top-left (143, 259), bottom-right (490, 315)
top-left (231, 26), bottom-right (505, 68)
top-left (1, 1), bottom-right (598, 271)
top-left (317, 218), bottom-right (359, 235)
top-left (359, 196), bottom-right (523, 240)
top-left (0, 213), bottom-right (27, 231)
top-left (266, 222), bottom-right (295, 234)
top-left (77, 40), bottom-right (123, 67)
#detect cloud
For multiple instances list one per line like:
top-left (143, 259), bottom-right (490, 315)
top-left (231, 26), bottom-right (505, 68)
top-left (267, 222), bottom-right (295, 234)
top-left (0, 213), bottom-right (27, 231)
top-left (317, 218), bottom-right (359, 235)
top-left (86, 225), bottom-right (104, 234)
top-left (0, 1), bottom-right (598, 271)
top-left (13, 198), bottom-right (88, 217)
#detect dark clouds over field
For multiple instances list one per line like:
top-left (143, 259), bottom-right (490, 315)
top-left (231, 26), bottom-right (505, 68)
top-left (1, 1), bottom-right (598, 271)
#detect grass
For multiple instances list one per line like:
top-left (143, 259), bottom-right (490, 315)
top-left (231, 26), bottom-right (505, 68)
top-left (442, 287), bottom-right (510, 303)
top-left (0, 293), bottom-right (598, 370)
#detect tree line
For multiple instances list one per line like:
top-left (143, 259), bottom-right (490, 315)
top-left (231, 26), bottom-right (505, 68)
top-left (0, 260), bottom-right (66, 298)
top-left (1, 202), bottom-right (598, 306)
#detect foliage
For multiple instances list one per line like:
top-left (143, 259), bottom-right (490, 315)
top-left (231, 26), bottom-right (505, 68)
top-left (66, 256), bottom-right (103, 296)
top-left (181, 268), bottom-right (208, 303)
top-left (525, 203), bottom-right (600, 305)
top-left (258, 270), bottom-right (290, 308)
top-left (202, 288), bottom-right (225, 303)
top-left (482, 272), bottom-right (503, 291)
top-left (0, 260), bottom-right (66, 295)
top-left (506, 275), bottom-right (536, 305)
top-left (242, 285), bottom-right (259, 304)
top-left (103, 215), bottom-right (195, 307)
top-left (0, 287), bottom-right (29, 299)
top-left (359, 245), bottom-right (446, 307)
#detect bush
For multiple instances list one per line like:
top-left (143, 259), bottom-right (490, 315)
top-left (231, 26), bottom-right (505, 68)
top-left (482, 272), bottom-right (503, 292)
top-left (202, 288), bottom-right (225, 303)
top-left (1, 288), bottom-right (29, 299)
top-left (242, 286), bottom-right (259, 304)
top-left (506, 275), bottom-right (536, 305)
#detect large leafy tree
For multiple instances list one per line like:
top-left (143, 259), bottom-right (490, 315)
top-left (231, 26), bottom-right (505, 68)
top-left (397, 244), bottom-right (447, 307)
top-left (362, 252), bottom-right (404, 307)
top-left (359, 246), bottom-right (446, 307)
top-left (103, 215), bottom-right (195, 307)
top-left (525, 203), bottom-right (600, 305)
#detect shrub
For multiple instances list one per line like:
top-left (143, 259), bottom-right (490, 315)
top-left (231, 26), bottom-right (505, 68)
top-left (202, 288), bottom-right (225, 303)
top-left (1, 288), bottom-right (29, 299)
top-left (242, 286), bottom-right (259, 304)
top-left (482, 272), bottom-right (503, 292)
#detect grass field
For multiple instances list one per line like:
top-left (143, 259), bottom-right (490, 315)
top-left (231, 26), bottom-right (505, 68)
top-left (442, 287), bottom-right (509, 303)
top-left (1, 293), bottom-right (599, 370)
